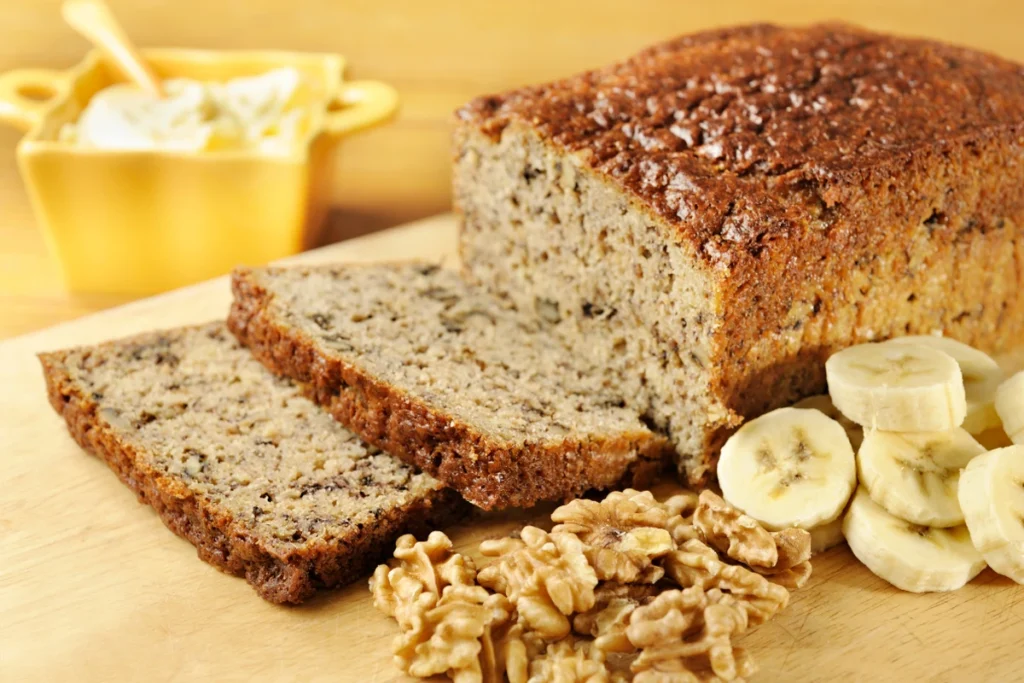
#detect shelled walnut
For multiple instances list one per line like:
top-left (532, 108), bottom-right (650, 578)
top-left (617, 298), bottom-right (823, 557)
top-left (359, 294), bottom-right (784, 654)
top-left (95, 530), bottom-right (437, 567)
top-left (664, 491), bottom-right (700, 519)
top-left (479, 526), bottom-right (598, 640)
top-left (627, 588), bottom-right (757, 683)
top-left (527, 638), bottom-right (628, 683)
top-left (392, 582), bottom-right (526, 683)
top-left (552, 490), bottom-right (674, 584)
top-left (663, 540), bottom-right (789, 628)
top-left (757, 560), bottom-right (814, 591)
top-left (768, 527), bottom-right (813, 572)
top-left (661, 538), bottom-right (719, 589)
top-left (573, 583), bottom-right (660, 656)
top-left (573, 599), bottom-right (637, 657)
top-left (372, 487), bottom-right (811, 682)
top-left (693, 491), bottom-right (780, 568)
top-left (664, 491), bottom-right (701, 546)
top-left (371, 530), bottom-right (478, 629)
top-left (692, 491), bottom-right (811, 578)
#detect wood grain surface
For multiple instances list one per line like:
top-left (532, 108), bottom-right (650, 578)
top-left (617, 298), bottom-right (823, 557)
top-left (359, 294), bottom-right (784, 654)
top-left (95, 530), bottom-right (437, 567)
top-left (2, 214), bottom-right (1024, 683)
top-left (4, 0), bottom-right (1024, 338)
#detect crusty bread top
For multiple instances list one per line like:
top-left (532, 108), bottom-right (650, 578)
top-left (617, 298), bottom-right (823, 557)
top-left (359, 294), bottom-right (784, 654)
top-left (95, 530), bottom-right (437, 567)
top-left (456, 23), bottom-right (1024, 262)
top-left (40, 323), bottom-right (448, 557)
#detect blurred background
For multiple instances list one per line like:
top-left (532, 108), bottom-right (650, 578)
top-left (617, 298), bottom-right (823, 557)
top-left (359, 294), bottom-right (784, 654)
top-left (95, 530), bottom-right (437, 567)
top-left (2, 0), bottom-right (1023, 338)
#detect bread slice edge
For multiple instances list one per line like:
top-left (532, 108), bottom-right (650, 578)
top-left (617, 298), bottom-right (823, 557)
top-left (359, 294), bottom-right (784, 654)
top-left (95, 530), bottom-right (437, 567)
top-left (37, 331), bottom-right (466, 605)
top-left (228, 267), bottom-right (671, 510)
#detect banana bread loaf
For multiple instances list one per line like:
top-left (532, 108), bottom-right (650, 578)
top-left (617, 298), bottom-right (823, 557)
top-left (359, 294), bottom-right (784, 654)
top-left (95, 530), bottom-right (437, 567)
top-left (453, 22), bottom-right (1024, 486)
top-left (228, 263), bottom-right (671, 510)
top-left (38, 323), bottom-right (464, 604)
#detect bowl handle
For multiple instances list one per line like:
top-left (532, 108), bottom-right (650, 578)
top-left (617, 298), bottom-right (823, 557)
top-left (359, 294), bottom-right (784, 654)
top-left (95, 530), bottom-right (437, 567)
top-left (322, 79), bottom-right (399, 137)
top-left (0, 68), bottom-right (70, 133)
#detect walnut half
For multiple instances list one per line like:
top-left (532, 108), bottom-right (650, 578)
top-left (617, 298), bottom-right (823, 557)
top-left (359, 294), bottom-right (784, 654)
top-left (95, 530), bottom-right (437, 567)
top-left (478, 526), bottom-right (598, 640)
top-left (371, 530), bottom-right (477, 629)
top-left (662, 539), bottom-right (790, 628)
top-left (526, 638), bottom-right (628, 683)
top-left (552, 489), bottom-right (675, 584)
top-left (392, 582), bottom-right (525, 683)
top-left (627, 588), bottom-right (758, 683)
top-left (693, 491), bottom-right (811, 569)
top-left (692, 491), bottom-right (813, 589)
top-left (572, 583), bottom-right (660, 656)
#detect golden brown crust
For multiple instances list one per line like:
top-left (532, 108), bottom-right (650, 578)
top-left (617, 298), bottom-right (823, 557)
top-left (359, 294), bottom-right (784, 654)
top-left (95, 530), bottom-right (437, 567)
top-left (704, 132), bottom-right (1024, 465)
top-left (458, 22), bottom-right (1024, 255)
top-left (38, 349), bottom-right (466, 605)
top-left (454, 22), bottom-right (1024, 485)
top-left (227, 269), bottom-right (670, 511)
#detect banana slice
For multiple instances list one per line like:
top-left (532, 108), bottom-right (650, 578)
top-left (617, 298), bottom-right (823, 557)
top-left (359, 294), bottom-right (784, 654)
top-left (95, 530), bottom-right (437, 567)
top-left (958, 446), bottom-right (1024, 583)
top-left (792, 394), bottom-right (864, 451)
top-left (857, 428), bottom-right (985, 527)
top-left (994, 371), bottom-right (1024, 445)
top-left (808, 516), bottom-right (845, 555)
top-left (888, 336), bottom-right (1003, 435)
top-left (826, 342), bottom-right (966, 432)
top-left (718, 407), bottom-right (856, 531)
top-left (843, 487), bottom-right (986, 592)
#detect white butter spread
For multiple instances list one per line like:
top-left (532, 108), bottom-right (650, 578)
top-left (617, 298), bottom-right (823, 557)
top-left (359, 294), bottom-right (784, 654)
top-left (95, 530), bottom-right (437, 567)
top-left (60, 67), bottom-right (304, 154)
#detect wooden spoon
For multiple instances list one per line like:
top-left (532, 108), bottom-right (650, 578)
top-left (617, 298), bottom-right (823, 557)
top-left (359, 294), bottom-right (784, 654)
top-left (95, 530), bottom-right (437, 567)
top-left (62, 0), bottom-right (164, 97)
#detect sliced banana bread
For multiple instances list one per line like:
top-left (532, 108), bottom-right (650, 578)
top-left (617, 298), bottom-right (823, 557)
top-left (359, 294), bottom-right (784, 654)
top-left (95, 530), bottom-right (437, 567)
top-left (453, 22), bottom-right (1024, 486)
top-left (38, 322), bottom-right (464, 604)
top-left (228, 263), bottom-right (670, 510)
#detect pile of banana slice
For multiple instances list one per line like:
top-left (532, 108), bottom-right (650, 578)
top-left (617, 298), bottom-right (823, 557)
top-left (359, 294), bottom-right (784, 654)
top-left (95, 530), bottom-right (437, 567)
top-left (717, 335), bottom-right (1024, 593)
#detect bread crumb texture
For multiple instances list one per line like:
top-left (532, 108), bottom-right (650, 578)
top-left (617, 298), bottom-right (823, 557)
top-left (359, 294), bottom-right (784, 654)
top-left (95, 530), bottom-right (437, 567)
top-left (229, 263), bottom-right (671, 510)
top-left (455, 22), bottom-right (1024, 485)
top-left (39, 322), bottom-right (462, 603)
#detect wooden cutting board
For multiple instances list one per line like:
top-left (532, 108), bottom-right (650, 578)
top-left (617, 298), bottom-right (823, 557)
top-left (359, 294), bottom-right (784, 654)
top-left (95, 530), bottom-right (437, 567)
top-left (3, 213), bottom-right (1023, 683)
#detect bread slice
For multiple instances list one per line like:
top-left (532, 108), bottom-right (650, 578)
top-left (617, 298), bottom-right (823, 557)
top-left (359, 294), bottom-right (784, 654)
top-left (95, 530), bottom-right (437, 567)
top-left (228, 263), bottom-right (670, 510)
top-left (38, 322), bottom-right (464, 604)
top-left (453, 22), bottom-right (1024, 486)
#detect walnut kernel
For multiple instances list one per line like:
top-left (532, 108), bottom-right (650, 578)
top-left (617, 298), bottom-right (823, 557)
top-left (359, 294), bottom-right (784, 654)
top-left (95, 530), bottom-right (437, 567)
top-left (664, 491), bottom-right (701, 546)
top-left (693, 491), bottom-right (811, 574)
top-left (693, 491), bottom-right (779, 568)
top-left (372, 488), bottom-right (805, 682)
top-left (526, 638), bottom-right (627, 683)
top-left (770, 527), bottom-right (813, 571)
top-left (371, 531), bottom-right (477, 629)
top-left (663, 539), bottom-right (789, 627)
top-left (552, 489), bottom-right (674, 583)
top-left (479, 526), bottom-right (598, 640)
top-left (572, 582), bottom-right (661, 657)
top-left (393, 583), bottom-right (523, 683)
top-left (627, 588), bottom-right (757, 683)
top-left (757, 560), bottom-right (813, 591)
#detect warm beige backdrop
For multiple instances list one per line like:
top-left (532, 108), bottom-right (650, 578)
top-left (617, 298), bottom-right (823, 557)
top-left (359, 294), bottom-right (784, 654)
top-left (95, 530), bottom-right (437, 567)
top-left (3, 0), bottom-right (1024, 337)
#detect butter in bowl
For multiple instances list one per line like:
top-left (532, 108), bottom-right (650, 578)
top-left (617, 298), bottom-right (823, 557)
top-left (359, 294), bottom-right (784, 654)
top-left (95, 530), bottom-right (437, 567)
top-left (0, 48), bottom-right (398, 294)
top-left (60, 66), bottom-right (308, 156)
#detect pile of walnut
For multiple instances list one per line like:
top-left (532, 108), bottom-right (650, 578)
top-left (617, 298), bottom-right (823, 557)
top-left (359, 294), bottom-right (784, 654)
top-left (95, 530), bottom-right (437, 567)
top-left (370, 489), bottom-right (812, 683)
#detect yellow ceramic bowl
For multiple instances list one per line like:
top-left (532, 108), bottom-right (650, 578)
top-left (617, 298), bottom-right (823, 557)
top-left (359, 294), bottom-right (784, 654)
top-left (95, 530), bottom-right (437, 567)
top-left (0, 49), bottom-right (398, 294)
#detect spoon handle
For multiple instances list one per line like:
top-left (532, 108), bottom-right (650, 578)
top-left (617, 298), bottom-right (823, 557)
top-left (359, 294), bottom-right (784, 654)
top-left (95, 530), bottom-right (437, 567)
top-left (62, 0), bottom-right (164, 97)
